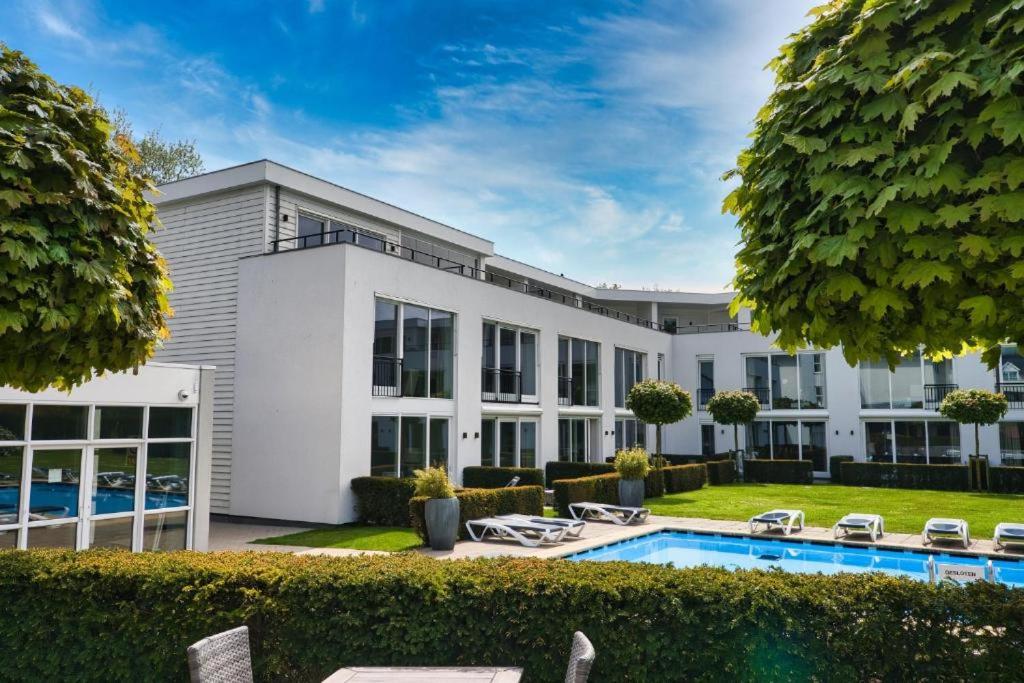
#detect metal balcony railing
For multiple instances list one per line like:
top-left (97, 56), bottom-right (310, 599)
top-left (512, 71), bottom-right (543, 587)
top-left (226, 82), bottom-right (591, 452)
top-left (743, 386), bottom-right (771, 408)
top-left (557, 376), bottom-right (574, 406)
top-left (372, 356), bottom-right (402, 397)
top-left (697, 387), bottom-right (715, 409)
top-left (924, 383), bottom-right (958, 408)
top-left (482, 368), bottom-right (524, 403)
top-left (997, 382), bottom-right (1024, 409)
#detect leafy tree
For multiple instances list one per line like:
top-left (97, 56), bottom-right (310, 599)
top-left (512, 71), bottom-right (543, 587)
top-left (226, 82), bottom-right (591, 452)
top-left (0, 45), bottom-right (172, 391)
top-left (939, 388), bottom-right (1008, 457)
top-left (725, 0), bottom-right (1024, 368)
top-left (705, 390), bottom-right (761, 460)
top-left (625, 379), bottom-right (693, 463)
top-left (110, 109), bottom-right (204, 184)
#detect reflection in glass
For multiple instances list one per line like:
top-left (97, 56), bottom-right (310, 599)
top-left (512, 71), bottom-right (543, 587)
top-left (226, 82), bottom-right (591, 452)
top-left (481, 323), bottom-right (496, 395)
top-left (90, 517), bottom-right (134, 550)
top-left (558, 419), bottom-right (570, 462)
top-left (481, 419), bottom-right (495, 467)
top-left (928, 422), bottom-right (961, 464)
top-left (520, 421), bottom-right (537, 468)
top-left (573, 419), bottom-right (587, 462)
top-left (32, 406), bottom-right (88, 440)
top-left (771, 356), bottom-right (799, 409)
top-left (892, 353), bottom-right (924, 409)
top-left (798, 354), bottom-right (826, 408)
top-left (925, 358), bottom-right (954, 386)
top-left (27, 522), bottom-right (77, 548)
top-left (375, 300), bottom-right (399, 358)
top-left (865, 422), bottom-right (892, 462)
top-left (0, 446), bottom-right (23, 525)
top-left (499, 421), bottom-right (517, 468)
top-left (402, 305), bottom-right (429, 397)
top-left (521, 332), bottom-right (536, 396)
top-left (571, 339), bottom-right (586, 406)
top-left (499, 328), bottom-right (517, 397)
top-left (699, 360), bottom-right (714, 391)
top-left (771, 421), bottom-right (799, 459)
top-left (1001, 345), bottom-right (1024, 382)
top-left (701, 424), bottom-right (716, 458)
top-left (0, 528), bottom-right (16, 549)
top-left (429, 418), bottom-right (449, 469)
top-left (399, 417), bottom-right (426, 477)
top-left (145, 443), bottom-right (190, 510)
top-left (1000, 422), bottom-right (1024, 466)
top-left (859, 361), bottom-right (891, 409)
top-left (745, 356), bottom-right (769, 390)
top-left (429, 309), bottom-right (453, 399)
top-left (615, 348), bottom-right (625, 407)
top-left (29, 449), bottom-right (81, 520)
top-left (148, 407), bottom-right (192, 439)
top-left (371, 416), bottom-right (398, 476)
top-left (0, 404), bottom-right (26, 440)
top-left (93, 447), bottom-right (138, 514)
top-left (746, 422), bottom-right (771, 458)
top-left (802, 422), bottom-right (828, 471)
top-left (894, 421), bottom-right (927, 463)
top-left (143, 511), bottom-right (187, 551)
top-left (94, 406), bottom-right (143, 439)
top-left (297, 214), bottom-right (324, 247)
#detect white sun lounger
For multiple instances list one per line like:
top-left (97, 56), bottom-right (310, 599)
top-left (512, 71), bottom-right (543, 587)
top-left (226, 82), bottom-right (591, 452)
top-left (993, 523), bottom-right (1024, 550)
top-left (749, 509), bottom-right (804, 536)
top-left (833, 513), bottom-right (885, 542)
top-left (923, 518), bottom-right (970, 549)
top-left (497, 513), bottom-right (586, 537)
top-left (465, 517), bottom-right (568, 547)
top-left (568, 502), bottom-right (650, 525)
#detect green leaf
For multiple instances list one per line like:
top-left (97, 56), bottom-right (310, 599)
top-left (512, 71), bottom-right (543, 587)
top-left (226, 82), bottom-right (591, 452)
top-left (0, 308), bottom-right (27, 334)
top-left (882, 203), bottom-right (933, 233)
top-left (823, 273), bottom-right (867, 301)
top-left (898, 102), bottom-right (926, 135)
top-left (865, 184), bottom-right (901, 217)
top-left (782, 133), bottom-right (828, 154)
top-left (935, 203), bottom-right (974, 227)
top-left (859, 288), bottom-right (910, 318)
top-left (0, 189), bottom-right (32, 209)
top-left (959, 295), bottom-right (997, 325)
top-left (958, 235), bottom-right (997, 258)
top-left (809, 234), bottom-right (861, 266)
top-left (993, 111), bottom-right (1024, 145)
top-left (894, 260), bottom-right (956, 287)
top-left (924, 72), bottom-right (978, 106)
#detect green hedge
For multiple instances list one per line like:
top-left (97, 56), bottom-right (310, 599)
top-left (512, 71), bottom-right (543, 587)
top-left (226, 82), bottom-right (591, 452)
top-left (706, 459), bottom-right (736, 485)
top-left (1, 551), bottom-right (1022, 682)
top-left (545, 461), bottom-right (614, 487)
top-left (829, 456), bottom-right (855, 484)
top-left (553, 472), bottom-right (619, 518)
top-left (662, 464), bottom-right (707, 494)
top-left (351, 476), bottom-right (417, 526)
top-left (990, 466), bottom-right (1024, 494)
top-left (461, 466), bottom-right (544, 489)
top-left (840, 462), bottom-right (969, 491)
top-left (410, 486), bottom-right (544, 544)
top-left (744, 458), bottom-right (814, 485)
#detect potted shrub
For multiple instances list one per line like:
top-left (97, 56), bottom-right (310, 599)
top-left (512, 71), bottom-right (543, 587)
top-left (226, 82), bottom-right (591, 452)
top-left (614, 447), bottom-right (651, 508)
top-left (413, 466), bottom-right (458, 550)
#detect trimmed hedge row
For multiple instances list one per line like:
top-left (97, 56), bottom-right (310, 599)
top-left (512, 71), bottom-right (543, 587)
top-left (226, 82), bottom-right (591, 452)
top-left (662, 464), bottom-right (707, 493)
top-left (989, 466), bottom-right (1024, 494)
top-left (410, 486), bottom-right (544, 543)
top-left (1, 551), bottom-right (1022, 682)
top-left (351, 476), bottom-right (417, 526)
top-left (829, 456), bottom-right (855, 484)
top-left (553, 472), bottom-right (619, 518)
top-left (744, 458), bottom-right (814, 484)
top-left (706, 459), bottom-right (736, 485)
top-left (461, 466), bottom-right (544, 489)
top-left (840, 462), bottom-right (969, 491)
top-left (544, 461), bottom-right (614, 487)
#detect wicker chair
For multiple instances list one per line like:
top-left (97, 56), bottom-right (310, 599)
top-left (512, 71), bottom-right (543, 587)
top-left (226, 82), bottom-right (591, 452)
top-left (187, 626), bottom-right (254, 683)
top-left (564, 631), bottom-right (595, 683)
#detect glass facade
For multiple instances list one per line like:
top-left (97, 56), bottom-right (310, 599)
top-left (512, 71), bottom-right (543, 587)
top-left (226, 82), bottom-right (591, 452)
top-left (700, 424), bottom-right (716, 457)
top-left (859, 351), bottom-right (953, 409)
top-left (1000, 422), bottom-right (1024, 466)
top-left (614, 348), bottom-right (646, 408)
top-left (371, 415), bottom-right (449, 476)
top-left (558, 418), bottom-right (592, 462)
top-left (864, 420), bottom-right (961, 464)
top-left (746, 420), bottom-right (828, 471)
top-left (373, 298), bottom-right (454, 400)
top-left (560, 337), bottom-right (599, 407)
top-left (481, 322), bottom-right (539, 402)
top-left (480, 418), bottom-right (537, 468)
top-left (614, 418), bottom-right (646, 452)
top-left (745, 354), bottom-right (825, 409)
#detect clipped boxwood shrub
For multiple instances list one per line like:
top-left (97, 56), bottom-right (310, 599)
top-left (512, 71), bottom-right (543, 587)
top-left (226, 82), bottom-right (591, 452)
top-left (545, 461), bottom-right (614, 487)
top-left (410, 486), bottom-right (543, 543)
top-left (829, 456), bottom-right (855, 484)
top-left (644, 468), bottom-right (665, 499)
top-left (461, 466), bottom-right (544, 489)
top-left (840, 462), bottom-right (969, 491)
top-left (351, 476), bottom-right (417, 526)
top-left (553, 472), bottom-right (619, 518)
top-left (989, 466), bottom-right (1024, 494)
top-left (662, 464), bottom-right (707, 494)
top-left (1, 551), bottom-right (1022, 682)
top-left (706, 459), bottom-right (736, 486)
top-left (744, 459), bottom-right (814, 485)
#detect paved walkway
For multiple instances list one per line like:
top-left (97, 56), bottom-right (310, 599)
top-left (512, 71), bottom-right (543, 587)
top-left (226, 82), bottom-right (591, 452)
top-left (207, 521), bottom-right (315, 553)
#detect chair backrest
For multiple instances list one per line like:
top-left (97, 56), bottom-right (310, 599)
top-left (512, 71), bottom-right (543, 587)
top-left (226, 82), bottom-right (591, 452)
top-left (505, 476), bottom-right (521, 487)
top-left (187, 625), bottom-right (254, 683)
top-left (564, 631), bottom-right (595, 683)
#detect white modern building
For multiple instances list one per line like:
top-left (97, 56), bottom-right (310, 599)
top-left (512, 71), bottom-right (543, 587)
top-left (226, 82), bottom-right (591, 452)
top-left (0, 363), bottom-right (214, 551)
top-left (149, 160), bottom-right (1024, 525)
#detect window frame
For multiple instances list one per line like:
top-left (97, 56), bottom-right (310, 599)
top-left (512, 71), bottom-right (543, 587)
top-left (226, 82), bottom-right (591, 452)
top-left (745, 418), bottom-right (829, 472)
top-left (373, 297), bottom-right (456, 400)
top-left (481, 321), bottom-right (540, 404)
top-left (369, 414), bottom-right (451, 477)
top-left (862, 419), bottom-right (962, 465)
top-left (743, 352), bottom-right (827, 410)
top-left (614, 347), bottom-right (646, 409)
top-left (558, 417), bottom-right (596, 462)
top-left (479, 417), bottom-right (539, 468)
top-left (558, 336), bottom-right (600, 407)
top-left (858, 350), bottom-right (955, 410)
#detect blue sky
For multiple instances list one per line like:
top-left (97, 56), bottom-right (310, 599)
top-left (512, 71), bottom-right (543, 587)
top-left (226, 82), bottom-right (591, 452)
top-left (5, 0), bottom-right (817, 291)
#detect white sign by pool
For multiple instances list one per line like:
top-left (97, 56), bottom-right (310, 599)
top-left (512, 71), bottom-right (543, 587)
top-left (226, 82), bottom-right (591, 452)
top-left (936, 563), bottom-right (988, 583)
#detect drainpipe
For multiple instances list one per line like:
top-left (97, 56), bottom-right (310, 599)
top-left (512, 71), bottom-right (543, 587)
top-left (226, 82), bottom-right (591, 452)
top-left (272, 184), bottom-right (281, 252)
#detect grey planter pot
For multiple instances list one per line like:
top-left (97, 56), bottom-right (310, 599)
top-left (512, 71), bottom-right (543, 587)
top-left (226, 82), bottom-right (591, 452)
top-left (425, 497), bottom-right (460, 550)
top-left (618, 478), bottom-right (645, 508)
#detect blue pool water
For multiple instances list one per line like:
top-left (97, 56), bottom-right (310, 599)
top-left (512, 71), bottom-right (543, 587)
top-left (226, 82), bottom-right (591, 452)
top-left (568, 531), bottom-right (1024, 587)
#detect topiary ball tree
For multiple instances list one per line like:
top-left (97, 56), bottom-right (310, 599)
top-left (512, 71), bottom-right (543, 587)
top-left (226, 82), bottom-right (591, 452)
top-left (705, 390), bottom-right (761, 462)
top-left (625, 379), bottom-right (692, 465)
top-left (725, 1), bottom-right (1024, 369)
top-left (939, 388), bottom-right (1008, 458)
top-left (0, 45), bottom-right (172, 391)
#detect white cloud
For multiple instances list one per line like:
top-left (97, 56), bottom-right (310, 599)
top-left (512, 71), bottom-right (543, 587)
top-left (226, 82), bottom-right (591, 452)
top-left (36, 8), bottom-right (86, 42)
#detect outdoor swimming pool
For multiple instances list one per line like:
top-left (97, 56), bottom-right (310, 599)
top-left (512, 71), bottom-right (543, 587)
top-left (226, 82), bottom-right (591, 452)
top-left (568, 530), bottom-right (1024, 587)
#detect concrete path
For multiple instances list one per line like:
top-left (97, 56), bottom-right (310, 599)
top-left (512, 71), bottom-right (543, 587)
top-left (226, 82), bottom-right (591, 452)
top-left (207, 520), bottom-right (315, 553)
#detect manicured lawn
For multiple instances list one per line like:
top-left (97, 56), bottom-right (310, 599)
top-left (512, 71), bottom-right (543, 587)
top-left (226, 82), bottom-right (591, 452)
top-left (646, 483), bottom-right (1024, 539)
top-left (252, 524), bottom-right (421, 552)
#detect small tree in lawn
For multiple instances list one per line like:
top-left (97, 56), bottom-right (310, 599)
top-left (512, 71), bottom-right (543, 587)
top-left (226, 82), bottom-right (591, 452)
top-left (939, 389), bottom-right (1008, 460)
top-left (625, 379), bottom-right (692, 467)
top-left (706, 390), bottom-right (760, 470)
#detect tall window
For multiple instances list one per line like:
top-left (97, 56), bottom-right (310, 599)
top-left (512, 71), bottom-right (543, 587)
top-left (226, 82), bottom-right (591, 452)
top-left (479, 418), bottom-right (537, 468)
top-left (864, 420), bottom-right (960, 464)
top-left (297, 214), bottom-right (325, 247)
top-left (745, 353), bottom-right (825, 409)
top-left (481, 322), bottom-right (538, 403)
top-left (700, 424), bottom-right (716, 457)
top-left (859, 351), bottom-right (953, 409)
top-left (999, 422), bottom-right (1024, 466)
top-left (614, 418), bottom-right (646, 452)
top-left (747, 419), bottom-right (828, 472)
top-left (370, 415), bottom-right (449, 477)
top-left (558, 418), bottom-right (594, 462)
top-left (698, 357), bottom-right (714, 408)
top-left (614, 348), bottom-right (646, 408)
top-left (372, 298), bottom-right (454, 399)
top-left (559, 337), bottom-right (599, 407)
